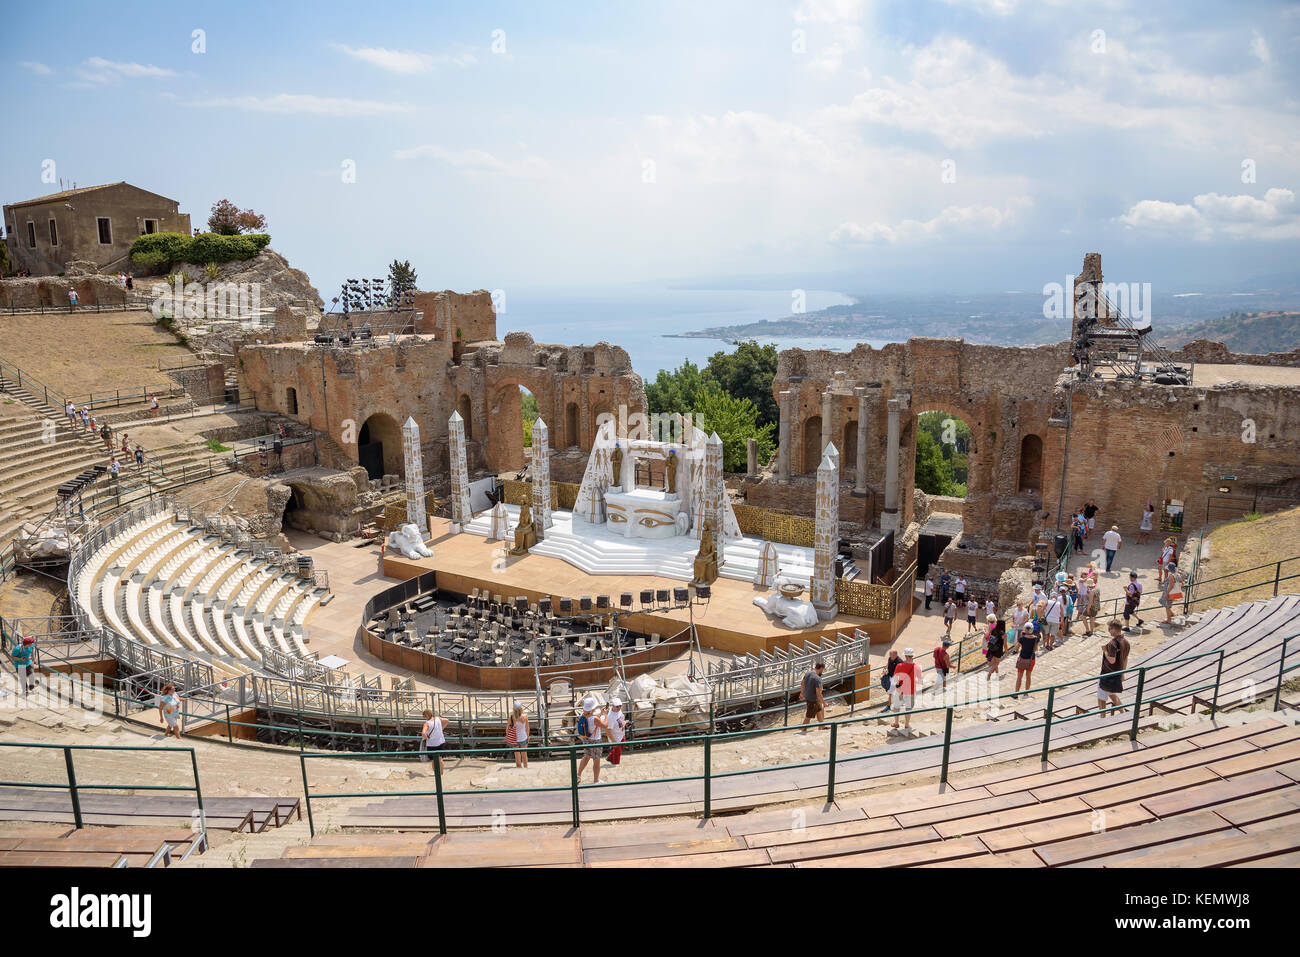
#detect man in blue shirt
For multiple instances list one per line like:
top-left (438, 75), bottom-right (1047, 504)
top-left (10, 636), bottom-right (37, 694)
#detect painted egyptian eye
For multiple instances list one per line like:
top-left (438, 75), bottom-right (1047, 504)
top-left (608, 511), bottom-right (626, 522)
top-left (638, 516), bottom-right (672, 528)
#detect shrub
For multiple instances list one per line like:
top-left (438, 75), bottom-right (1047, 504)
top-left (129, 231), bottom-right (270, 271)
top-left (204, 262), bottom-right (220, 279)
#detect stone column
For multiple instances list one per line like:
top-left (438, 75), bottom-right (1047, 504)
top-left (811, 446), bottom-right (839, 620)
top-left (448, 411), bottom-right (472, 529)
top-left (853, 387), bottom-right (869, 496)
top-left (531, 416), bottom-right (553, 531)
top-left (746, 437), bottom-right (758, 477)
top-left (777, 390), bottom-right (792, 483)
top-left (401, 416), bottom-right (427, 536)
top-left (882, 397), bottom-right (905, 532)
top-left (821, 390), bottom-right (833, 455)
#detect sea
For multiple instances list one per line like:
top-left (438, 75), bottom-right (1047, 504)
top-left (493, 286), bottom-right (883, 380)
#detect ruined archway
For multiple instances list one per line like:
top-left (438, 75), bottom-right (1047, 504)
top-left (357, 411), bottom-right (402, 481)
top-left (565, 402), bottom-right (580, 448)
top-left (842, 419), bottom-right (858, 481)
top-left (1019, 434), bottom-right (1043, 495)
top-left (802, 415), bottom-right (822, 474)
top-left (456, 394), bottom-right (473, 439)
top-left (912, 409), bottom-right (971, 498)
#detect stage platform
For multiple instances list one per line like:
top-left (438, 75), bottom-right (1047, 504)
top-left (465, 504), bottom-right (816, 585)
top-left (383, 517), bottom-right (892, 656)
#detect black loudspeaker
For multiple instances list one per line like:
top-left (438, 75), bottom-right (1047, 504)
top-left (673, 587), bottom-right (689, 604)
top-left (620, 593), bottom-right (634, 608)
top-left (640, 590), bottom-right (654, 606)
top-left (580, 596), bottom-right (593, 611)
top-left (596, 595), bottom-right (610, 610)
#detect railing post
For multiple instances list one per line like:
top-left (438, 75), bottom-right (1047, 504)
top-left (703, 737), bottom-right (712, 820)
top-left (826, 722), bottom-right (838, 804)
top-left (189, 747), bottom-right (204, 831)
top-left (568, 747), bottom-right (581, 829)
top-left (939, 706), bottom-right (954, 784)
top-left (1130, 668), bottom-right (1146, 741)
top-left (1274, 561), bottom-right (1282, 597)
top-left (225, 704), bottom-right (233, 742)
top-left (1211, 649), bottom-right (1225, 717)
top-left (300, 753), bottom-right (315, 837)
top-left (432, 747), bottom-right (447, 835)
top-left (63, 747), bottom-right (84, 829)
top-left (296, 710), bottom-right (304, 751)
top-left (1274, 635), bottom-right (1289, 712)
top-left (783, 689), bottom-right (789, 726)
top-left (1041, 687), bottom-right (1056, 763)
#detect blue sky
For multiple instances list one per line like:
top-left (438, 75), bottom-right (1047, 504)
top-left (4, 0), bottom-right (1299, 300)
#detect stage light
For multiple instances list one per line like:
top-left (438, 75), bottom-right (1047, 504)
top-left (656, 589), bottom-right (670, 605)
top-left (580, 596), bottom-right (593, 611)
top-left (559, 597), bottom-right (573, 614)
top-left (515, 596), bottom-right (528, 613)
top-left (538, 598), bottom-right (552, 615)
top-left (619, 593), bottom-right (633, 608)
top-left (695, 584), bottom-right (711, 601)
top-left (640, 589), bottom-right (654, 607)
top-left (673, 587), bottom-right (689, 605)
top-left (596, 595), bottom-right (610, 610)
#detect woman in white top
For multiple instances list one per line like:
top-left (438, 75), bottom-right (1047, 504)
top-left (1158, 539), bottom-right (1176, 585)
top-left (1076, 577), bottom-right (1097, 636)
top-left (421, 708), bottom-right (448, 774)
top-left (1138, 504), bottom-right (1155, 545)
top-left (1009, 600), bottom-right (1029, 647)
top-left (507, 703), bottom-right (529, 768)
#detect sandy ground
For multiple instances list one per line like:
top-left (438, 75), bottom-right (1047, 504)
top-left (0, 308), bottom-right (192, 397)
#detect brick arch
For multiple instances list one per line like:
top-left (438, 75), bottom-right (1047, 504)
top-left (357, 410), bottom-right (403, 480)
top-left (802, 415), bottom-right (822, 474)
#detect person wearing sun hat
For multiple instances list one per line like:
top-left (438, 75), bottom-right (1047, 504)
top-left (1101, 524), bottom-right (1123, 572)
top-left (575, 696), bottom-right (608, 783)
top-left (607, 697), bottom-right (627, 765)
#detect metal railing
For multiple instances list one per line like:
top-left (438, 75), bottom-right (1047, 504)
top-left (0, 741), bottom-right (205, 841)
top-left (297, 636), bottom-right (1300, 835)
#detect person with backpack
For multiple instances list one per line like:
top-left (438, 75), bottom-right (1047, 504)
top-left (421, 708), bottom-right (448, 774)
top-left (606, 698), bottom-right (627, 765)
top-left (889, 649), bottom-right (922, 734)
top-left (1012, 619), bottom-right (1039, 697)
top-left (1123, 572), bottom-right (1144, 632)
top-left (932, 638), bottom-right (953, 696)
top-left (1041, 591), bottom-right (1064, 651)
top-left (880, 648), bottom-right (901, 710)
top-left (506, 702), bottom-right (529, 768)
top-left (985, 620), bottom-right (1007, 678)
top-left (575, 696), bottom-right (608, 783)
top-left (1160, 562), bottom-right (1185, 624)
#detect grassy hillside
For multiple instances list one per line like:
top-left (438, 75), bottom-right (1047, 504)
top-left (1190, 505), bottom-right (1300, 612)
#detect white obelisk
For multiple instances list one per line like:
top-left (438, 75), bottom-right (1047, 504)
top-left (401, 416), bottom-right (427, 535)
top-left (449, 410), bottom-right (472, 529)
top-left (811, 446), bottom-right (839, 620)
top-left (531, 416), bottom-right (553, 531)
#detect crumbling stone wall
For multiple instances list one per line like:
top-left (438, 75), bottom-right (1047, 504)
top-left (1172, 339), bottom-right (1300, 368)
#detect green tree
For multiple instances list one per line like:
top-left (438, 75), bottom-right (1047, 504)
top-left (914, 428), bottom-right (957, 496)
top-left (388, 259), bottom-right (418, 303)
top-left (693, 386), bottom-right (775, 473)
top-left (701, 341), bottom-right (779, 428)
top-left (646, 359), bottom-right (707, 415)
top-left (206, 198), bottom-right (267, 235)
top-left (917, 410), bottom-right (971, 484)
top-left (521, 390), bottom-right (539, 447)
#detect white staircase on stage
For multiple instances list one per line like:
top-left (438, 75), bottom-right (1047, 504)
top-left (465, 505), bottom-right (814, 586)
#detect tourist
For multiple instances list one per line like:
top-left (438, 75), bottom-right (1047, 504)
top-left (1084, 499), bottom-right (1099, 539)
top-left (87, 413), bottom-right (97, 437)
top-left (79, 405), bottom-right (90, 430)
top-left (1010, 598), bottom-right (1029, 645)
top-left (1031, 582), bottom-right (1045, 608)
top-left (1158, 538), bottom-right (1176, 585)
top-left (953, 575), bottom-right (967, 605)
top-left (1159, 562), bottom-right (1185, 625)
top-left (880, 648), bottom-right (901, 709)
top-left (1123, 571), bottom-right (1144, 632)
top-left (1101, 525), bottom-right (1123, 573)
top-left (1072, 511), bottom-right (1086, 552)
top-left (575, 696), bottom-right (608, 783)
top-left (1041, 589), bottom-right (1064, 651)
top-left (67, 288), bottom-right (78, 309)
top-left (984, 595), bottom-right (996, 620)
top-left (924, 573), bottom-right (934, 611)
top-left (889, 648), bottom-right (922, 733)
top-left (506, 702), bottom-right (529, 768)
top-left (121, 433), bottom-right (130, 456)
top-left (800, 659), bottom-right (827, 730)
top-left (965, 596), bottom-right (979, 636)
top-left (117, 271), bottom-right (126, 288)
top-left (420, 708), bottom-right (448, 774)
top-left (1138, 503), bottom-right (1155, 545)
top-left (100, 422), bottom-right (112, 451)
top-left (157, 683), bottom-right (183, 739)
top-left (939, 569), bottom-right (951, 604)
top-left (125, 272), bottom-right (134, 291)
top-left (1076, 574), bottom-right (1097, 636)
top-left (10, 635), bottom-right (37, 694)
top-left (986, 619), bottom-right (1006, 678)
top-left (942, 597), bottom-right (957, 637)
top-left (1012, 616), bottom-right (1038, 697)
top-left (933, 638), bottom-right (953, 696)
top-left (1063, 576), bottom-right (1078, 636)
top-left (981, 613), bottom-right (997, 655)
top-left (108, 457), bottom-right (120, 481)
top-left (134, 445), bottom-right (144, 469)
top-left (607, 697), bottom-right (627, 765)
top-left (1097, 619), bottom-right (1131, 714)
top-left (64, 400), bottom-right (76, 428)
top-left (149, 394), bottom-right (160, 417)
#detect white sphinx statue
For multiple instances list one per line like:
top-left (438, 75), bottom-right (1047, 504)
top-left (753, 578), bottom-right (819, 629)
top-left (387, 522), bottom-right (433, 559)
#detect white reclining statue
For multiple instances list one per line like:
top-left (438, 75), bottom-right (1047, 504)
top-left (752, 579), bottom-right (819, 629)
top-left (387, 522), bottom-right (433, 559)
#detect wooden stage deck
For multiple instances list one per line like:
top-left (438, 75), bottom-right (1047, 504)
top-left (382, 517), bottom-right (892, 655)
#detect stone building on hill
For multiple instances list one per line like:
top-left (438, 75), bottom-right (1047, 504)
top-left (3, 181), bottom-right (191, 276)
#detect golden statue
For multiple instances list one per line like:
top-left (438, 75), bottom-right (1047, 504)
top-left (666, 450), bottom-right (678, 495)
top-left (693, 518), bottom-right (719, 585)
top-left (511, 502), bottom-right (538, 555)
top-left (611, 444), bottom-right (623, 488)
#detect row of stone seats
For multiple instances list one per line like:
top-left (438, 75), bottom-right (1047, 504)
top-left (77, 510), bottom-right (323, 665)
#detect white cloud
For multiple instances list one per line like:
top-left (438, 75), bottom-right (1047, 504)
top-left (830, 200), bottom-right (1029, 246)
top-left (793, 0), bottom-right (868, 24)
top-left (74, 57), bottom-right (175, 85)
top-left (394, 144), bottom-right (548, 178)
top-left (1116, 188), bottom-right (1299, 240)
top-left (20, 61), bottom-right (52, 75)
top-left (1250, 31), bottom-right (1271, 65)
top-left (331, 43), bottom-right (477, 73)
top-left (191, 93), bottom-right (412, 116)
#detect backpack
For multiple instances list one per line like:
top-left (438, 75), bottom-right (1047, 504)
top-left (576, 715), bottom-right (590, 740)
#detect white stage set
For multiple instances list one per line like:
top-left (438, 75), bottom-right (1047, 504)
top-left (461, 418), bottom-right (821, 590)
